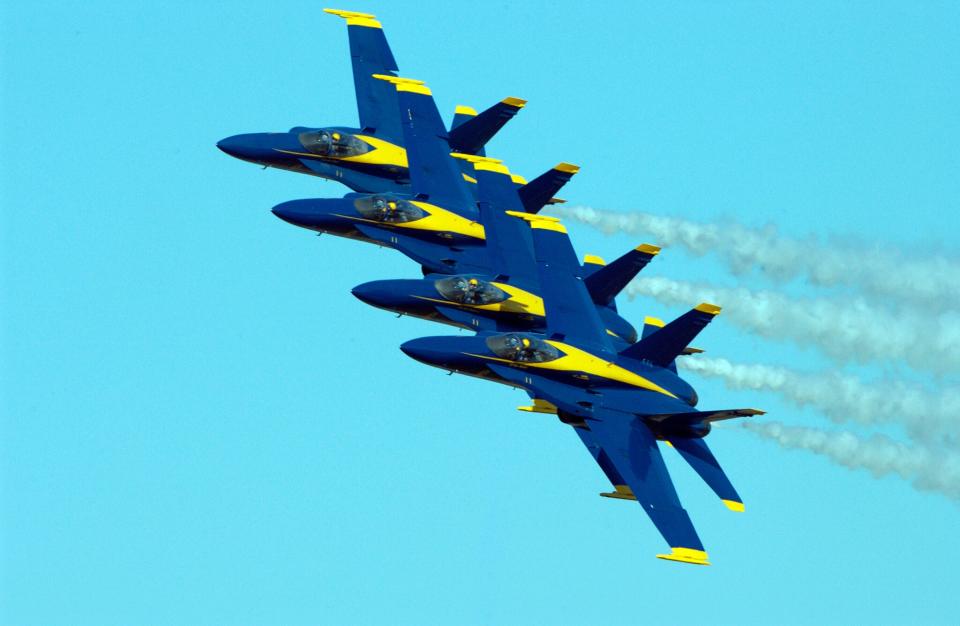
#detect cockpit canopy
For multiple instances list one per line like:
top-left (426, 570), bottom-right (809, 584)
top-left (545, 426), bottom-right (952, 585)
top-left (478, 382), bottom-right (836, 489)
top-left (353, 195), bottom-right (426, 223)
top-left (435, 276), bottom-right (508, 306)
top-left (486, 333), bottom-right (562, 363)
top-left (298, 129), bottom-right (371, 158)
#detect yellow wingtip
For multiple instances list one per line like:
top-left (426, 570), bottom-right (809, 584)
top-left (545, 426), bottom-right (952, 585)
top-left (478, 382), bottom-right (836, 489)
top-left (371, 74), bottom-right (430, 95)
top-left (323, 8), bottom-right (376, 18)
top-left (323, 8), bottom-right (381, 28)
top-left (510, 174), bottom-right (528, 185)
top-left (656, 547), bottom-right (711, 566)
top-left (454, 105), bottom-right (478, 116)
top-left (449, 152), bottom-right (503, 164)
top-left (477, 161), bottom-right (511, 175)
top-left (501, 97), bottom-right (527, 108)
top-left (505, 210), bottom-right (566, 233)
top-left (517, 399), bottom-right (558, 414)
top-left (636, 243), bottom-right (661, 255)
top-left (583, 254), bottom-right (606, 266)
top-left (722, 499), bottom-right (745, 512)
top-left (554, 162), bottom-right (580, 174)
top-left (599, 485), bottom-right (636, 500)
top-left (694, 302), bottom-right (722, 315)
top-left (643, 316), bottom-right (665, 328)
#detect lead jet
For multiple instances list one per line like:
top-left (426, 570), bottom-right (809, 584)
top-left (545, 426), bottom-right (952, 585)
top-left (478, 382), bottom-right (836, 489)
top-left (273, 75), bottom-right (649, 344)
top-left (399, 172), bottom-right (763, 564)
top-left (216, 8), bottom-right (528, 195)
top-left (351, 153), bottom-right (661, 346)
top-left (269, 73), bottom-right (582, 264)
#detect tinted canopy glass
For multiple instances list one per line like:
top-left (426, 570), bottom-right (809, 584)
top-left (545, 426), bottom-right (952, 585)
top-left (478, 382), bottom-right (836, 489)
top-left (435, 276), bottom-right (508, 305)
top-left (353, 195), bottom-right (426, 224)
top-left (298, 129), bottom-right (371, 158)
top-left (485, 333), bottom-right (562, 363)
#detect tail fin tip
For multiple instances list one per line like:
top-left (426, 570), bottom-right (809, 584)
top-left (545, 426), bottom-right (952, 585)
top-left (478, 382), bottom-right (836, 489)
top-left (656, 547), bottom-right (711, 566)
top-left (722, 499), bottom-right (745, 512)
top-left (501, 97), bottom-right (527, 108)
top-left (324, 8), bottom-right (381, 27)
top-left (555, 162), bottom-right (580, 174)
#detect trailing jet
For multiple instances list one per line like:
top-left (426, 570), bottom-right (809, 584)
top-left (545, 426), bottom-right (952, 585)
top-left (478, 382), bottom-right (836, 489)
top-left (270, 75), bottom-right (584, 270)
top-left (351, 153), bottom-right (660, 346)
top-left (399, 177), bottom-right (764, 564)
top-left (216, 8), bottom-right (527, 195)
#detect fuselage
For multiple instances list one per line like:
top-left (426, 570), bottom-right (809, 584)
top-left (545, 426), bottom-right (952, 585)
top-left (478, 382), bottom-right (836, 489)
top-left (217, 127), bottom-right (411, 194)
top-left (399, 333), bottom-right (704, 439)
top-left (352, 275), bottom-right (639, 346)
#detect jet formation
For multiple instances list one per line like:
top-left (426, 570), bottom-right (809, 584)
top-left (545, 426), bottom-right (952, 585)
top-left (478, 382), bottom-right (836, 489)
top-left (218, 8), bottom-right (764, 566)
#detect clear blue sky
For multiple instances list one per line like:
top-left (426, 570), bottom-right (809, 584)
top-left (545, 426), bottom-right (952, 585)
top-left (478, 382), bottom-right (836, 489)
top-left (2, 2), bottom-right (959, 624)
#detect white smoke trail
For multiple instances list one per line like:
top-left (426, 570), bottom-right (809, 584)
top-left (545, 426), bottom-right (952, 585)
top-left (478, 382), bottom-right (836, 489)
top-left (625, 277), bottom-right (960, 374)
top-left (681, 357), bottom-right (960, 444)
top-left (554, 205), bottom-right (960, 310)
top-left (742, 421), bottom-right (960, 501)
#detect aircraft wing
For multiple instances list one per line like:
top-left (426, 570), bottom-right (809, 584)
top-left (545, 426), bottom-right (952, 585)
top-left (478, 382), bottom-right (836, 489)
top-left (375, 76), bottom-right (475, 211)
top-left (325, 9), bottom-right (404, 144)
top-left (509, 213), bottom-right (617, 357)
top-left (456, 156), bottom-right (538, 283)
top-left (578, 407), bottom-right (710, 565)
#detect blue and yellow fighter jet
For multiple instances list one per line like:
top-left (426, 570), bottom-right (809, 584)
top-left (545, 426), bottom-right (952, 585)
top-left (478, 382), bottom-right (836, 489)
top-left (273, 74), bottom-right (651, 344)
top-left (270, 75), bottom-right (586, 268)
top-left (216, 8), bottom-right (529, 195)
top-left (351, 153), bottom-right (661, 347)
top-left (399, 170), bottom-right (764, 564)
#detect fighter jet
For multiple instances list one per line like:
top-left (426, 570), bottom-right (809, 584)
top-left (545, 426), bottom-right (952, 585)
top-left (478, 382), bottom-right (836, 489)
top-left (351, 154), bottom-right (661, 346)
top-left (399, 177), bottom-right (764, 564)
top-left (270, 75), bottom-right (583, 273)
top-left (216, 8), bottom-right (528, 195)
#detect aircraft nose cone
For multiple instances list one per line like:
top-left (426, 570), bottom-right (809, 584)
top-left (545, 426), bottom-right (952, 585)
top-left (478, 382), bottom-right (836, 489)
top-left (399, 338), bottom-right (436, 364)
top-left (216, 134), bottom-right (252, 159)
top-left (217, 132), bottom-right (301, 163)
top-left (351, 280), bottom-right (394, 308)
top-left (271, 199), bottom-right (321, 229)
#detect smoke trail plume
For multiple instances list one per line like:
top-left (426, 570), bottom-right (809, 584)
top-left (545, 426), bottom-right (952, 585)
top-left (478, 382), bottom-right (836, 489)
top-left (554, 205), bottom-right (960, 310)
top-left (681, 357), bottom-right (960, 444)
top-left (625, 277), bottom-right (960, 374)
top-left (742, 421), bottom-right (960, 501)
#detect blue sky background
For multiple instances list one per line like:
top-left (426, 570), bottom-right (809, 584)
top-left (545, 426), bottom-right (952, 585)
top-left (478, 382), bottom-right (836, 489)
top-left (2, 2), bottom-right (959, 624)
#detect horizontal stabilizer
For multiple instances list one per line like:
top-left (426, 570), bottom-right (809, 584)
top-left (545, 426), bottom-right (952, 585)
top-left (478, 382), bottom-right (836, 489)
top-left (619, 303), bottom-right (720, 366)
top-left (585, 244), bottom-right (660, 306)
top-left (447, 97), bottom-right (526, 155)
top-left (517, 163), bottom-right (580, 214)
top-left (644, 407), bottom-right (765, 424)
top-left (669, 437), bottom-right (744, 511)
